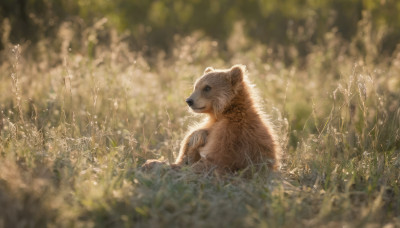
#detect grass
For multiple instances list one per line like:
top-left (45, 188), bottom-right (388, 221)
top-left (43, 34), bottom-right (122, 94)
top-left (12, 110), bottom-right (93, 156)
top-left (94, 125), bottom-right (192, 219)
top-left (0, 20), bottom-right (400, 227)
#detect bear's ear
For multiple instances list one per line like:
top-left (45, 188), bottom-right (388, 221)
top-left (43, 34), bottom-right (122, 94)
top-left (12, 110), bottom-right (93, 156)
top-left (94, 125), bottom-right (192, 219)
top-left (204, 67), bottom-right (214, 74)
top-left (229, 64), bottom-right (245, 86)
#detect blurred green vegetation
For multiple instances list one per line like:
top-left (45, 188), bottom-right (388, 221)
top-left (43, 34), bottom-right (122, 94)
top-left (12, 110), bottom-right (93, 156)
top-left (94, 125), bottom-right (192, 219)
top-left (1, 0), bottom-right (400, 57)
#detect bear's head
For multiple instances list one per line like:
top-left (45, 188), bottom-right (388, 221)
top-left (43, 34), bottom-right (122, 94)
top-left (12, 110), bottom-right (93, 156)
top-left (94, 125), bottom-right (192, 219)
top-left (185, 64), bottom-right (246, 116)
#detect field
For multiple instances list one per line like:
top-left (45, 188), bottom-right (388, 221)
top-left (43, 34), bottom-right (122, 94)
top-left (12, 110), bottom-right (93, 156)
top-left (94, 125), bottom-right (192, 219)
top-left (1, 18), bottom-right (400, 227)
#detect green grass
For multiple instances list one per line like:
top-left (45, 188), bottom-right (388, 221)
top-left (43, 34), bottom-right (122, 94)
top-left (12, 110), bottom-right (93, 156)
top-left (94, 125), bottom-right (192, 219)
top-left (0, 22), bottom-right (400, 227)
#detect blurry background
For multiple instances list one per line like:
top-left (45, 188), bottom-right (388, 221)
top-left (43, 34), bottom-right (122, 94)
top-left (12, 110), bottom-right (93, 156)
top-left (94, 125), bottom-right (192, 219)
top-left (1, 0), bottom-right (400, 59)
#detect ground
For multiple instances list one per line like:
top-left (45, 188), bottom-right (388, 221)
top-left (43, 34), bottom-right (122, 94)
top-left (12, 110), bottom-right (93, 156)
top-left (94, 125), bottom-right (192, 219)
top-left (0, 26), bottom-right (399, 227)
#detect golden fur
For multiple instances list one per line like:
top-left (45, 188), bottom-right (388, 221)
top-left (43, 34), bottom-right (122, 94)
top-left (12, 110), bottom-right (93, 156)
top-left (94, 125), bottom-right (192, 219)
top-left (174, 65), bottom-right (281, 173)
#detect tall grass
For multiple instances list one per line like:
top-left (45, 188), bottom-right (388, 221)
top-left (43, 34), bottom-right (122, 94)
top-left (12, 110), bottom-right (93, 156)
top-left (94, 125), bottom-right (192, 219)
top-left (0, 18), bottom-right (399, 227)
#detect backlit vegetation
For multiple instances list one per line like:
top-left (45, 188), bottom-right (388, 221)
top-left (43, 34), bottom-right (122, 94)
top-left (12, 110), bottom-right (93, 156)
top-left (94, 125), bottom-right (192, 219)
top-left (1, 2), bottom-right (400, 227)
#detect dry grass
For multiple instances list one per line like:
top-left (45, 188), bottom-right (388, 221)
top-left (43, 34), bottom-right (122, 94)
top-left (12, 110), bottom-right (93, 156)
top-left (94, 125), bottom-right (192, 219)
top-left (0, 20), bottom-right (399, 227)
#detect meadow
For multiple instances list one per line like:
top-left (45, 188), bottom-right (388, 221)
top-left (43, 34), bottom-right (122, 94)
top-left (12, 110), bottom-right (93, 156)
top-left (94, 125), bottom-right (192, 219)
top-left (0, 17), bottom-right (400, 227)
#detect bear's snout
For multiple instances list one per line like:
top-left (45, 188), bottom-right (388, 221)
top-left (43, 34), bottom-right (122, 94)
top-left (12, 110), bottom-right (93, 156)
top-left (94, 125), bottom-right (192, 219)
top-left (186, 98), bottom-right (194, 107)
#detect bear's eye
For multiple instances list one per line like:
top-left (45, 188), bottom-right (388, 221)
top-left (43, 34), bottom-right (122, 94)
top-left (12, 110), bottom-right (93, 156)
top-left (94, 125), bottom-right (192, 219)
top-left (203, 85), bottom-right (211, 92)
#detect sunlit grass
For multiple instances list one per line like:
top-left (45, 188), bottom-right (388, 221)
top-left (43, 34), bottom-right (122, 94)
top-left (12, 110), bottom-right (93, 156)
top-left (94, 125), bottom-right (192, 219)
top-left (0, 20), bottom-right (399, 227)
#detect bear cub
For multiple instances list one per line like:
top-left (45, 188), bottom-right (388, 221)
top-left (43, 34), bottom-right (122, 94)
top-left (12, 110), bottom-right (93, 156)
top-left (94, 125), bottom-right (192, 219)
top-left (173, 64), bottom-right (281, 173)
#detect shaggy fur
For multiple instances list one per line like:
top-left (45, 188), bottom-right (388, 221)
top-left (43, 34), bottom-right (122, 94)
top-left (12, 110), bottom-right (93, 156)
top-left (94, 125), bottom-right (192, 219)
top-left (174, 65), bottom-right (281, 173)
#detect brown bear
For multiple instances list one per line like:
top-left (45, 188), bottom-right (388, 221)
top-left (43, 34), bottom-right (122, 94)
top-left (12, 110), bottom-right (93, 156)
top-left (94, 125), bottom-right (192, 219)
top-left (171, 65), bottom-right (281, 173)
top-left (141, 65), bottom-right (281, 174)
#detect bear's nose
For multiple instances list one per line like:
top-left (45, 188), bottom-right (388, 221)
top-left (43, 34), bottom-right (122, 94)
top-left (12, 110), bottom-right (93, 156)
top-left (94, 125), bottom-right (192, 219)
top-left (186, 98), bottom-right (194, 107)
